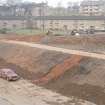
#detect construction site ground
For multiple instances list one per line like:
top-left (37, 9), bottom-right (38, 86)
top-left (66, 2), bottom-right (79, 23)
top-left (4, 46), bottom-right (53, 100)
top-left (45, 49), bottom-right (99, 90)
top-left (0, 34), bottom-right (105, 105)
top-left (1, 34), bottom-right (105, 53)
top-left (1, 78), bottom-right (96, 105)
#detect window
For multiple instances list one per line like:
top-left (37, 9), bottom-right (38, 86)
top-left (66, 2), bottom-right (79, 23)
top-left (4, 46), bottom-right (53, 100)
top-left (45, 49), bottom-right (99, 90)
top-left (90, 26), bottom-right (95, 30)
top-left (90, 9), bottom-right (93, 11)
top-left (3, 22), bottom-right (7, 27)
top-left (63, 25), bottom-right (68, 30)
top-left (13, 24), bottom-right (17, 28)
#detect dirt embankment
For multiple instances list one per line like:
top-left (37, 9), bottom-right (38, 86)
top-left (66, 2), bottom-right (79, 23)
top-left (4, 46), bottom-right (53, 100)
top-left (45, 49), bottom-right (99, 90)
top-left (0, 42), bottom-right (70, 80)
top-left (42, 35), bottom-right (105, 45)
top-left (44, 57), bottom-right (105, 105)
top-left (0, 35), bottom-right (45, 42)
top-left (41, 35), bottom-right (105, 53)
top-left (34, 55), bottom-right (82, 84)
top-left (0, 48), bottom-right (105, 105)
top-left (0, 38), bottom-right (105, 105)
top-left (1, 35), bottom-right (105, 54)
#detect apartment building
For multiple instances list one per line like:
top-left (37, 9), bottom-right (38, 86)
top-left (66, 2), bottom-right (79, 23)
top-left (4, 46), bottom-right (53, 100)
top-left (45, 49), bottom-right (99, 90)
top-left (0, 1), bottom-right (105, 32)
top-left (80, 0), bottom-right (105, 16)
top-left (0, 2), bottom-right (47, 16)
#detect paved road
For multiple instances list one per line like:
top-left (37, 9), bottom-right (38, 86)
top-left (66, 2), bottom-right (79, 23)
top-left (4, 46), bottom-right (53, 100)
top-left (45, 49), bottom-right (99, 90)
top-left (2, 40), bottom-right (105, 60)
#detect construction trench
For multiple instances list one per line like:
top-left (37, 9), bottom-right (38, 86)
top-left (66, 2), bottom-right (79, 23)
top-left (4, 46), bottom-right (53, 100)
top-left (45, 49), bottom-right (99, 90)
top-left (0, 35), bottom-right (105, 105)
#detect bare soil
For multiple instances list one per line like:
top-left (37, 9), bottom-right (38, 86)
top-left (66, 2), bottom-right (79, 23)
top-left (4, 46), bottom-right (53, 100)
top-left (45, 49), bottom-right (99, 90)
top-left (1, 34), bottom-right (105, 53)
top-left (0, 35), bottom-right (105, 105)
top-left (0, 34), bottom-right (45, 42)
top-left (41, 35), bottom-right (105, 54)
top-left (44, 58), bottom-right (105, 105)
top-left (0, 42), bottom-right (70, 80)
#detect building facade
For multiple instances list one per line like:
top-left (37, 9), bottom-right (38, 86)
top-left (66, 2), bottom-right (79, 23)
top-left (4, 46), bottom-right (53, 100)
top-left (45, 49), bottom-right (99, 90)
top-left (0, 1), bottom-right (105, 17)
top-left (0, 1), bottom-right (105, 32)
top-left (0, 16), bottom-right (105, 31)
top-left (80, 0), bottom-right (105, 16)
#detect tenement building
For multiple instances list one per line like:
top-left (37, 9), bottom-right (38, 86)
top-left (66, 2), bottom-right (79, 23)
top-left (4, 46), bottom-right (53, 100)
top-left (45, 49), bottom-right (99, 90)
top-left (80, 0), bottom-right (105, 16)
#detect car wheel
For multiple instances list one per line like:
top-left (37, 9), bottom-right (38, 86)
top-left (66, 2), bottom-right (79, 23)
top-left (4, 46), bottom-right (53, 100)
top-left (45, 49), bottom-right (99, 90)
top-left (7, 77), bottom-right (10, 81)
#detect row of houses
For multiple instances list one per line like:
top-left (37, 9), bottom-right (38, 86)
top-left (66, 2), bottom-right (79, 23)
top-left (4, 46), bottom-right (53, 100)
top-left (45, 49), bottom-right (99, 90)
top-left (0, 0), bottom-right (105, 31)
top-left (0, 0), bottom-right (105, 16)
top-left (0, 16), bottom-right (105, 31)
top-left (0, 2), bottom-right (46, 16)
top-left (80, 0), bottom-right (105, 16)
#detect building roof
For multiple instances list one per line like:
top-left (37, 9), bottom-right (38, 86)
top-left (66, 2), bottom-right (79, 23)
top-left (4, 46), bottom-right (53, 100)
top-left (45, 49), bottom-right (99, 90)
top-left (0, 16), bottom-right (105, 20)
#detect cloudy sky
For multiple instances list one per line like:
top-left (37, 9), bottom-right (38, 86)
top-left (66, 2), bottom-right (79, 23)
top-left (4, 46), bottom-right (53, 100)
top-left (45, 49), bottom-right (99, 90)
top-left (23, 0), bottom-right (83, 7)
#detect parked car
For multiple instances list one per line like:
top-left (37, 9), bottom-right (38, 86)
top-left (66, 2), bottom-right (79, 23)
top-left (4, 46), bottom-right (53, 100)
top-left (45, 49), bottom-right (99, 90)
top-left (0, 68), bottom-right (20, 81)
top-left (71, 30), bottom-right (80, 36)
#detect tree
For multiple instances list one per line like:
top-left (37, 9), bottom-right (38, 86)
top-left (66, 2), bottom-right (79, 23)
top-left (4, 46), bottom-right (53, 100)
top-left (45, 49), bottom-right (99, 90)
top-left (0, 0), bottom-right (6, 5)
top-left (67, 1), bottom-right (73, 7)
top-left (6, 0), bottom-right (22, 5)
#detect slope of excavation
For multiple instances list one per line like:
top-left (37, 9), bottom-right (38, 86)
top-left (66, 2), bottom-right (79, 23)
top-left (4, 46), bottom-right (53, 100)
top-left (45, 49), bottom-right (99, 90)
top-left (34, 55), bottom-right (82, 84)
top-left (2, 40), bottom-right (105, 60)
top-left (44, 58), bottom-right (105, 105)
top-left (0, 42), bottom-right (105, 105)
top-left (0, 35), bottom-right (45, 42)
top-left (1, 34), bottom-right (105, 54)
top-left (42, 35), bottom-right (105, 54)
top-left (0, 42), bottom-right (70, 80)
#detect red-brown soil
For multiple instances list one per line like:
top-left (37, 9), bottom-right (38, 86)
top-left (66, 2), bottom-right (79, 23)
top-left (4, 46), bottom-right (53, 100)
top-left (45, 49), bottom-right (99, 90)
top-left (0, 35), bottom-right (105, 105)
top-left (0, 34), bottom-right (45, 42)
top-left (1, 34), bottom-right (105, 53)
top-left (34, 55), bottom-right (82, 84)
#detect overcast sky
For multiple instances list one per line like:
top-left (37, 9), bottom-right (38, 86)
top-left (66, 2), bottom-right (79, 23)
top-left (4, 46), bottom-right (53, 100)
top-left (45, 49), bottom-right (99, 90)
top-left (23, 0), bottom-right (82, 7)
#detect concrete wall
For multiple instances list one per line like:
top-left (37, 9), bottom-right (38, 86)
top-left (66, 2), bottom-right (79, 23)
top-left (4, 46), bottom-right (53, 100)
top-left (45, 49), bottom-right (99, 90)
top-left (43, 20), bottom-right (105, 31)
top-left (0, 19), bottom-right (104, 31)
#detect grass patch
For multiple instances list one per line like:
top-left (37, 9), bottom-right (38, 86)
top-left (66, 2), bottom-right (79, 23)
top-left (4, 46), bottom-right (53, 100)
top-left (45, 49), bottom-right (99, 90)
top-left (9, 29), bottom-right (47, 35)
top-left (7, 28), bottom-right (69, 36)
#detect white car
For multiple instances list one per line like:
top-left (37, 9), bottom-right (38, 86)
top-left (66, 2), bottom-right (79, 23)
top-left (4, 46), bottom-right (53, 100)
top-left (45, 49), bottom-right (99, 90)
top-left (0, 68), bottom-right (20, 81)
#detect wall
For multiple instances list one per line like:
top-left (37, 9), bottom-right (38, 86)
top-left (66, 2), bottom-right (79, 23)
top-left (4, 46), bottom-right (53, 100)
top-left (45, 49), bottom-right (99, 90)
top-left (0, 19), bottom-right (104, 31)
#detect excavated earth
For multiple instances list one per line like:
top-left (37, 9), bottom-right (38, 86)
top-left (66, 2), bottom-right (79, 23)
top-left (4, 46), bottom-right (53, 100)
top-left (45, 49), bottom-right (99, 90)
top-left (2, 34), bottom-right (105, 53)
top-left (41, 35), bottom-right (105, 54)
top-left (0, 35), bottom-right (105, 105)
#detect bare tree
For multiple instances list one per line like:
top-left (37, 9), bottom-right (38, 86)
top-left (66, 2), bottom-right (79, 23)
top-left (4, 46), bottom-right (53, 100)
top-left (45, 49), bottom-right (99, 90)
top-left (6, 0), bottom-right (22, 5)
